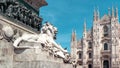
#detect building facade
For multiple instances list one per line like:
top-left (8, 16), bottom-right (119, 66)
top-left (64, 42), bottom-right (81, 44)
top-left (71, 7), bottom-right (120, 68)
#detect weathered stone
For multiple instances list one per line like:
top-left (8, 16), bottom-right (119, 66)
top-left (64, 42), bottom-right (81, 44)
top-left (0, 0), bottom-right (43, 31)
top-left (0, 12), bottom-right (73, 68)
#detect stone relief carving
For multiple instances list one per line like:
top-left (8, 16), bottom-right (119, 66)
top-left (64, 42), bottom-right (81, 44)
top-left (0, 23), bottom-right (3, 40)
top-left (0, 23), bottom-right (22, 42)
top-left (12, 29), bottom-right (22, 42)
top-left (0, 25), bottom-right (14, 41)
top-left (0, 30), bottom-right (3, 40)
top-left (2, 26), bottom-right (14, 38)
top-left (0, 1), bottom-right (42, 31)
top-left (12, 22), bottom-right (70, 61)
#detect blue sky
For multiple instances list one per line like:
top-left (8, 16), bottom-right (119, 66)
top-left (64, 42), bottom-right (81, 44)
top-left (40, 0), bottom-right (120, 52)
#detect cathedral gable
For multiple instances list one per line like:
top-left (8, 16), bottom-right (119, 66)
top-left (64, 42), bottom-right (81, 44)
top-left (100, 15), bottom-right (110, 24)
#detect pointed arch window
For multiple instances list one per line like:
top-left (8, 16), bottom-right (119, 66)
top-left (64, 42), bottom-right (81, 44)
top-left (88, 64), bottom-right (92, 68)
top-left (89, 53), bottom-right (92, 58)
top-left (103, 60), bottom-right (109, 68)
top-left (88, 42), bottom-right (92, 49)
top-left (103, 25), bottom-right (108, 37)
top-left (104, 43), bottom-right (108, 50)
top-left (104, 25), bottom-right (108, 32)
top-left (79, 53), bottom-right (82, 59)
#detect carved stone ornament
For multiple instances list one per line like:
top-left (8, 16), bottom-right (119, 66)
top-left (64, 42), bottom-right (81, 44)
top-left (0, 24), bottom-right (3, 40)
top-left (0, 25), bottom-right (14, 42)
top-left (2, 26), bottom-right (14, 38)
top-left (0, 1), bottom-right (42, 31)
top-left (0, 30), bottom-right (3, 40)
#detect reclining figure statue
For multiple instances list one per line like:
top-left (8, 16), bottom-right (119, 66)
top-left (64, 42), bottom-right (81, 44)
top-left (0, 22), bottom-right (69, 60)
top-left (13, 22), bottom-right (68, 58)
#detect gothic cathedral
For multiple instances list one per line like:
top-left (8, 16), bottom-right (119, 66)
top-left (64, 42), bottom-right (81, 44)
top-left (71, 7), bottom-right (120, 68)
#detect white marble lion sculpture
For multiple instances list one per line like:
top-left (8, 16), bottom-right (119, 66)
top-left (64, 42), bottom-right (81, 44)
top-left (13, 22), bottom-right (68, 56)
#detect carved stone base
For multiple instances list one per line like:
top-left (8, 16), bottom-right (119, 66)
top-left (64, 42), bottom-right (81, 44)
top-left (0, 14), bottom-right (73, 68)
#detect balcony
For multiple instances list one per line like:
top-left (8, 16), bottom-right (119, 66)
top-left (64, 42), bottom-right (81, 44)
top-left (77, 58), bottom-right (82, 65)
top-left (78, 58), bottom-right (82, 61)
top-left (101, 50), bottom-right (111, 57)
top-left (101, 36), bottom-right (110, 42)
top-left (87, 58), bottom-right (92, 64)
top-left (77, 46), bottom-right (82, 49)
top-left (87, 48), bottom-right (92, 53)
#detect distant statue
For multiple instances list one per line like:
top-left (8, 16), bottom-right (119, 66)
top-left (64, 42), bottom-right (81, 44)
top-left (6, 4), bottom-right (14, 17)
top-left (0, 0), bottom-right (7, 13)
top-left (13, 22), bottom-right (67, 53)
top-left (12, 2), bottom-right (20, 19)
top-left (72, 61), bottom-right (77, 68)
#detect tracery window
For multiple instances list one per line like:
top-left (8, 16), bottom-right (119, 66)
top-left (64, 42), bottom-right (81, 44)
top-left (104, 25), bottom-right (108, 32)
top-left (88, 42), bottom-right (92, 49)
top-left (104, 43), bottom-right (108, 50)
top-left (89, 53), bottom-right (92, 58)
top-left (103, 25), bottom-right (108, 37)
top-left (79, 53), bottom-right (82, 59)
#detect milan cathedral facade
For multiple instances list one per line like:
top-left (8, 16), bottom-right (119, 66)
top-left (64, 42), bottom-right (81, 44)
top-left (71, 7), bottom-right (120, 68)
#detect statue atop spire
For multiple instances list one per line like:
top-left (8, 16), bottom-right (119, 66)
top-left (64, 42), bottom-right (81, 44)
top-left (83, 20), bottom-right (87, 39)
top-left (93, 7), bottom-right (100, 21)
top-left (112, 6), bottom-right (115, 18)
top-left (93, 8), bottom-right (97, 21)
top-left (115, 7), bottom-right (119, 19)
top-left (96, 8), bottom-right (100, 20)
top-left (71, 30), bottom-right (77, 42)
top-left (108, 8), bottom-right (111, 16)
top-left (84, 20), bottom-right (87, 33)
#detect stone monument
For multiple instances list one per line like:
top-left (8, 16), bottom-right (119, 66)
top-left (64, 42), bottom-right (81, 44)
top-left (0, 0), bottom-right (73, 68)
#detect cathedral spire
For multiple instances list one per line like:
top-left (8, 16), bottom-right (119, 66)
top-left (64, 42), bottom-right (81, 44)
top-left (93, 8), bottom-right (99, 21)
top-left (93, 8), bottom-right (97, 21)
top-left (112, 6), bottom-right (115, 18)
top-left (84, 20), bottom-right (86, 33)
top-left (83, 20), bottom-right (87, 39)
top-left (115, 7), bottom-right (119, 19)
top-left (108, 8), bottom-right (111, 16)
top-left (97, 8), bottom-right (100, 20)
top-left (71, 29), bottom-right (77, 42)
